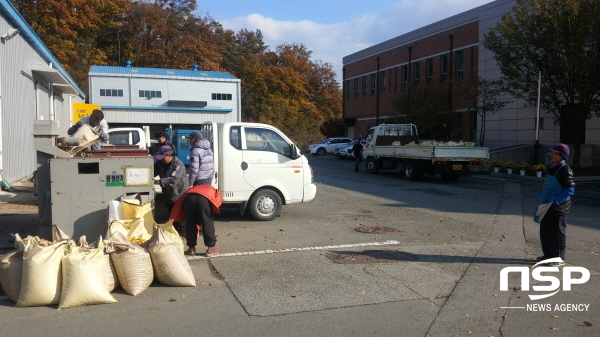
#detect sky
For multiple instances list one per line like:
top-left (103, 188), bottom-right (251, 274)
top-left (195, 0), bottom-right (496, 82)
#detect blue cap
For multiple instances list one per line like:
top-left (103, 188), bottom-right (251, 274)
top-left (187, 131), bottom-right (203, 140)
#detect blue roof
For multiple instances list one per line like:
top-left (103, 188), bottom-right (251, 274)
top-left (0, 0), bottom-right (85, 98)
top-left (89, 65), bottom-right (238, 80)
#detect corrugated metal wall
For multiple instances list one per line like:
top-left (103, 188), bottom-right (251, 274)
top-left (103, 108), bottom-right (237, 125)
top-left (0, 14), bottom-right (84, 183)
top-left (1, 19), bottom-right (40, 182)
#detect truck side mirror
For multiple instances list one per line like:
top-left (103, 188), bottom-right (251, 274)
top-left (287, 144), bottom-right (301, 159)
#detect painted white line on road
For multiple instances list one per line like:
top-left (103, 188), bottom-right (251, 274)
top-left (186, 240), bottom-right (400, 261)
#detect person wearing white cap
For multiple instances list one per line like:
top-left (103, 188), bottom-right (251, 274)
top-left (534, 143), bottom-right (575, 267)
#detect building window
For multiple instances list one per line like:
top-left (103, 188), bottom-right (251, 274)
top-left (413, 61), bottom-right (420, 86)
top-left (362, 75), bottom-right (367, 96)
top-left (139, 90), bottom-right (162, 98)
top-left (371, 73), bottom-right (376, 95)
top-left (354, 78), bottom-right (359, 97)
top-left (346, 80), bottom-right (351, 99)
top-left (401, 65), bottom-right (408, 89)
top-left (212, 93), bottom-right (232, 100)
top-left (455, 50), bottom-right (464, 79)
top-left (379, 70), bottom-right (386, 93)
top-left (440, 54), bottom-right (448, 83)
top-left (100, 89), bottom-right (123, 97)
top-left (426, 58), bottom-right (433, 84)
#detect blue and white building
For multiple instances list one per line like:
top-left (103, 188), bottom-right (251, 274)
top-left (88, 62), bottom-right (241, 128)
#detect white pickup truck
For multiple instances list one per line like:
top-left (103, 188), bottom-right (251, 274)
top-left (107, 126), bottom-right (151, 150)
top-left (362, 124), bottom-right (489, 181)
top-left (200, 121), bottom-right (316, 220)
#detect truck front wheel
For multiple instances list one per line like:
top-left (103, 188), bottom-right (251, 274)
top-left (365, 157), bottom-right (379, 174)
top-left (248, 189), bottom-right (282, 221)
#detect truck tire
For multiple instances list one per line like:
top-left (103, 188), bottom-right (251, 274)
top-left (365, 157), bottom-right (379, 174)
top-left (248, 189), bottom-right (282, 221)
top-left (317, 148), bottom-right (326, 156)
top-left (404, 161), bottom-right (423, 181)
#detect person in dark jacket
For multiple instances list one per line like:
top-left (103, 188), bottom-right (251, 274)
top-left (534, 143), bottom-right (575, 266)
top-left (352, 139), bottom-right (363, 172)
top-left (155, 145), bottom-right (189, 235)
top-left (150, 131), bottom-right (176, 156)
top-left (188, 131), bottom-right (215, 186)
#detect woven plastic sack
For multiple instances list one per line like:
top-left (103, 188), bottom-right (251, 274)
top-left (16, 237), bottom-right (69, 307)
top-left (77, 235), bottom-right (119, 292)
top-left (146, 225), bottom-right (195, 287)
top-left (109, 210), bottom-right (183, 252)
top-left (107, 231), bottom-right (154, 296)
top-left (103, 254), bottom-right (120, 292)
top-left (0, 251), bottom-right (23, 303)
top-left (0, 234), bottom-right (25, 303)
top-left (59, 239), bottom-right (117, 309)
top-left (122, 199), bottom-right (151, 219)
top-left (52, 225), bottom-right (71, 242)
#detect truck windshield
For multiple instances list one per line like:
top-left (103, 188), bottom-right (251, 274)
top-left (245, 127), bottom-right (289, 154)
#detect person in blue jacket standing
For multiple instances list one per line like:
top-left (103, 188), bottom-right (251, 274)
top-left (534, 143), bottom-right (575, 266)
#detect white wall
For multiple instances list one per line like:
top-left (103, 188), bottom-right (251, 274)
top-left (1, 8), bottom-right (84, 183)
top-left (90, 74), bottom-right (240, 125)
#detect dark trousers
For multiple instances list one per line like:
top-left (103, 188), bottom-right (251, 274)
top-left (183, 194), bottom-right (216, 248)
top-left (354, 157), bottom-right (360, 171)
top-left (165, 202), bottom-right (184, 235)
top-left (539, 207), bottom-right (567, 260)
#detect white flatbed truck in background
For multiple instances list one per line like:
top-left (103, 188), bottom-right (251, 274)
top-left (362, 124), bottom-right (489, 181)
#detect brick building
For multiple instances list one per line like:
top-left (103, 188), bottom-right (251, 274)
top-left (343, 17), bottom-right (480, 142)
top-left (342, 0), bottom-right (600, 166)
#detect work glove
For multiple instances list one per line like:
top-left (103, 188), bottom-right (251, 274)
top-left (67, 122), bottom-right (83, 136)
top-left (153, 175), bottom-right (161, 181)
top-left (100, 132), bottom-right (109, 140)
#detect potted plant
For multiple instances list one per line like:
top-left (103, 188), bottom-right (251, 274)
top-left (490, 159), bottom-right (503, 173)
top-left (504, 161), bottom-right (516, 174)
top-left (533, 164), bottom-right (546, 178)
top-left (518, 162), bottom-right (530, 176)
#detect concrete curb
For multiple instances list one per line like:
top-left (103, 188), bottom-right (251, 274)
top-left (489, 172), bottom-right (600, 182)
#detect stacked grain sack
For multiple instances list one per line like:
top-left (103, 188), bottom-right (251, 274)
top-left (0, 197), bottom-right (196, 309)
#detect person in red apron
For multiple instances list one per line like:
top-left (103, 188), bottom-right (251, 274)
top-left (534, 143), bottom-right (575, 266)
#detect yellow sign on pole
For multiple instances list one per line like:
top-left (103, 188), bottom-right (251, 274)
top-left (72, 103), bottom-right (100, 124)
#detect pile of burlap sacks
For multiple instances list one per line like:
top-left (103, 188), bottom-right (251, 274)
top-left (0, 200), bottom-right (195, 309)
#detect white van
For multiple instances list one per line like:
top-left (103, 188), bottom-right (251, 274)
top-left (201, 122), bottom-right (316, 221)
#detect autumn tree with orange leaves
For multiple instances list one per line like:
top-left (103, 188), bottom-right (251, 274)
top-left (13, 0), bottom-right (342, 146)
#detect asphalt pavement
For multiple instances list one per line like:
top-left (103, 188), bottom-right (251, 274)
top-left (0, 159), bottom-right (599, 337)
